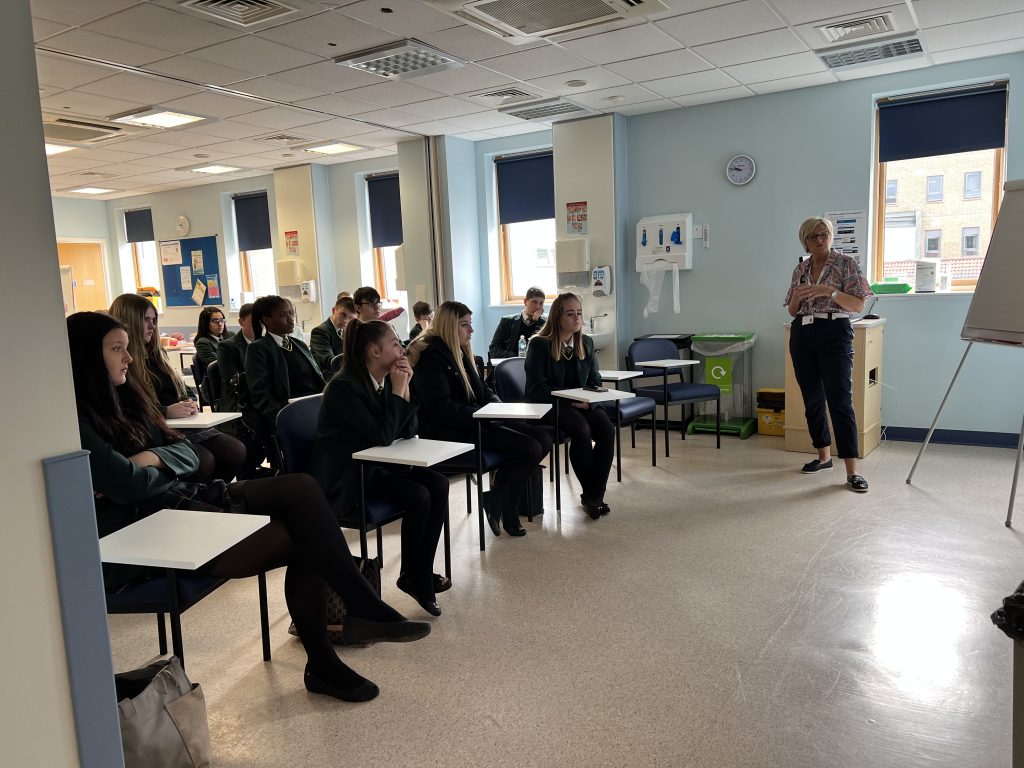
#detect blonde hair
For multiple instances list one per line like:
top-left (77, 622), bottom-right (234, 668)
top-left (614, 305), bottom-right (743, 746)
top-left (109, 293), bottom-right (188, 401)
top-left (408, 301), bottom-right (475, 400)
top-left (535, 293), bottom-right (585, 361)
top-left (798, 217), bottom-right (833, 253)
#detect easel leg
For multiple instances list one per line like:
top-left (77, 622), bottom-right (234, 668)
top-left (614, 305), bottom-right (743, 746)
top-left (1005, 412), bottom-right (1024, 528)
top-left (907, 342), bottom-right (973, 485)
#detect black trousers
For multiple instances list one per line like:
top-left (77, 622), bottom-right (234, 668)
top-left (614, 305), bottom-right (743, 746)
top-left (789, 317), bottom-right (859, 459)
top-left (480, 422), bottom-right (553, 525)
top-left (545, 405), bottom-right (615, 502)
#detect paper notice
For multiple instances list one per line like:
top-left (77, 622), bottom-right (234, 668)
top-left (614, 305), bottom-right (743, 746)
top-left (207, 275), bottom-right (220, 300)
top-left (192, 279), bottom-right (207, 305)
top-left (161, 242), bottom-right (182, 265)
top-left (179, 266), bottom-right (191, 290)
top-left (191, 250), bottom-right (204, 274)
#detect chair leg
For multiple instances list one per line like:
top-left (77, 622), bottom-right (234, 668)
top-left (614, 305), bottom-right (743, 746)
top-left (258, 572), bottom-right (271, 662)
top-left (376, 527), bottom-right (384, 567)
top-left (157, 612), bottom-right (168, 656)
top-left (716, 397), bottom-right (721, 449)
top-left (651, 414), bottom-right (657, 467)
top-left (564, 441), bottom-right (570, 475)
top-left (615, 407), bottom-right (622, 483)
top-left (549, 449), bottom-right (554, 482)
top-left (465, 474), bottom-right (472, 515)
top-left (167, 571), bottom-right (184, 667)
top-left (443, 511), bottom-right (451, 579)
top-left (631, 422), bottom-right (636, 449)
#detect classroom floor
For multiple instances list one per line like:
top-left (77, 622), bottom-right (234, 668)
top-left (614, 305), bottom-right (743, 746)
top-left (108, 430), bottom-right (1024, 767)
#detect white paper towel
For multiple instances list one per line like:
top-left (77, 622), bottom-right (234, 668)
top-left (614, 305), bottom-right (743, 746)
top-left (640, 263), bottom-right (666, 317)
top-left (672, 264), bottom-right (680, 313)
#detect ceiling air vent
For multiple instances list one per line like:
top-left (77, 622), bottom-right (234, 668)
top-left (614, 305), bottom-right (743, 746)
top-left (499, 97), bottom-right (592, 122)
top-left (427, 0), bottom-right (669, 44)
top-left (179, 0), bottom-right (297, 27)
top-left (256, 133), bottom-right (311, 145)
top-left (819, 35), bottom-right (925, 71)
top-left (41, 114), bottom-right (140, 146)
top-left (467, 86), bottom-right (546, 108)
top-left (336, 39), bottom-right (465, 81)
top-left (818, 13), bottom-right (896, 45)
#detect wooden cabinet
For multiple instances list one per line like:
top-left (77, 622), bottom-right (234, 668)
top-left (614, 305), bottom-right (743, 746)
top-left (783, 318), bottom-right (884, 458)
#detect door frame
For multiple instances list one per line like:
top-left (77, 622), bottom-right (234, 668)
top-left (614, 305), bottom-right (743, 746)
top-left (57, 237), bottom-right (112, 310)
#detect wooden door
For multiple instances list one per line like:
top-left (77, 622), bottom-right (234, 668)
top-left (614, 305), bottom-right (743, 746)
top-left (57, 241), bottom-right (108, 311)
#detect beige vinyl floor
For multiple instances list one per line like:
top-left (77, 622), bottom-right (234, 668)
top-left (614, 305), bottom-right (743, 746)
top-left (108, 430), bottom-right (1024, 767)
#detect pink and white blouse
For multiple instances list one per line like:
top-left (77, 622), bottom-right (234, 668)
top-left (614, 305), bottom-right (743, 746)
top-left (783, 249), bottom-right (872, 315)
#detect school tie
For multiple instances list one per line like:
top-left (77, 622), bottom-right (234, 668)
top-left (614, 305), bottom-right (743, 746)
top-left (281, 335), bottom-right (293, 352)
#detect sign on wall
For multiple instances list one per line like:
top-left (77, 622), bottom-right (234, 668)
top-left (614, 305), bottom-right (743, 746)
top-left (566, 201), bottom-right (588, 236)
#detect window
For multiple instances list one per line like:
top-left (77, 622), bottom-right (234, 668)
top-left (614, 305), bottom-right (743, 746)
top-left (366, 173), bottom-right (406, 311)
top-left (495, 151), bottom-right (557, 301)
top-left (124, 208), bottom-right (161, 308)
top-left (873, 82), bottom-right (1007, 289)
top-left (233, 192), bottom-right (275, 305)
top-left (964, 171), bottom-right (982, 200)
top-left (962, 227), bottom-right (979, 256)
top-left (885, 179), bottom-right (898, 205)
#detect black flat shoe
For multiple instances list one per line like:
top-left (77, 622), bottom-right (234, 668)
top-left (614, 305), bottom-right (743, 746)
top-left (433, 573), bottom-right (452, 593)
top-left (340, 616), bottom-right (431, 644)
top-left (482, 492), bottom-right (502, 537)
top-left (599, 503), bottom-right (610, 516)
top-left (304, 666), bottom-right (379, 703)
top-left (503, 522), bottom-right (526, 536)
top-left (847, 474), bottom-right (869, 493)
top-left (396, 574), bottom-right (442, 617)
top-left (580, 495), bottom-right (602, 520)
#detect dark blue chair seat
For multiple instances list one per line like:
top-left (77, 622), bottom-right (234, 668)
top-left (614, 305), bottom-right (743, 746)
top-left (603, 395), bottom-right (657, 420)
top-left (435, 448), bottom-right (507, 474)
top-left (633, 382), bottom-right (721, 403)
top-left (205, 361), bottom-right (223, 410)
top-left (339, 497), bottom-right (402, 528)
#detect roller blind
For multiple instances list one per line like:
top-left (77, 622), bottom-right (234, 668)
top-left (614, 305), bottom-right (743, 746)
top-left (234, 192), bottom-right (272, 251)
top-left (495, 152), bottom-right (554, 225)
top-left (124, 208), bottom-right (154, 243)
top-left (367, 173), bottom-right (404, 248)
top-left (878, 84), bottom-right (1007, 163)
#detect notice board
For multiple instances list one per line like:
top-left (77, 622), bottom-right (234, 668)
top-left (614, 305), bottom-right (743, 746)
top-left (158, 235), bottom-right (222, 307)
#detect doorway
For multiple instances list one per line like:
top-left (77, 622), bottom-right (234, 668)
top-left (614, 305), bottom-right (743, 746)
top-left (57, 240), bottom-right (109, 313)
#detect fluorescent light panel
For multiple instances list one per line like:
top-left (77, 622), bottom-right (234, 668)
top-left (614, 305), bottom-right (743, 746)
top-left (45, 143), bottom-right (76, 156)
top-left (109, 107), bottom-right (208, 128)
top-left (71, 187), bottom-right (114, 194)
top-left (190, 164), bottom-right (241, 174)
top-left (301, 141), bottom-right (362, 155)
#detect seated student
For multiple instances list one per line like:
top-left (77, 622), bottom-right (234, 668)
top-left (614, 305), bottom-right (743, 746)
top-left (353, 285), bottom-right (405, 324)
top-left (524, 292), bottom-right (615, 521)
top-left (311, 319), bottom-right (449, 617)
top-left (67, 311), bottom-right (429, 702)
top-left (244, 295), bottom-right (325, 442)
top-left (488, 286), bottom-right (546, 361)
top-left (109, 294), bottom-right (245, 484)
top-left (407, 301), bottom-right (433, 342)
top-left (215, 303), bottom-right (253, 413)
top-left (193, 307), bottom-right (233, 404)
top-left (408, 301), bottom-right (551, 537)
top-left (310, 295), bottom-right (356, 376)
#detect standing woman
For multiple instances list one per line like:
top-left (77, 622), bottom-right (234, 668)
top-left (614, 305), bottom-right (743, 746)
top-left (109, 294), bottom-right (245, 483)
top-left (67, 311), bottom-right (429, 702)
top-left (524, 293), bottom-right (615, 520)
top-left (785, 217), bottom-right (872, 492)
top-left (193, 306), bottom-right (233, 404)
top-left (311, 320), bottom-right (449, 617)
top-left (408, 301), bottom-right (552, 537)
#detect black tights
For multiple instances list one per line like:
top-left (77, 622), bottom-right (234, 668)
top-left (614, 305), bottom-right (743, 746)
top-left (204, 473), bottom-right (403, 687)
top-left (481, 422), bottom-right (552, 525)
top-left (547, 404), bottom-right (615, 503)
top-left (192, 432), bottom-right (247, 483)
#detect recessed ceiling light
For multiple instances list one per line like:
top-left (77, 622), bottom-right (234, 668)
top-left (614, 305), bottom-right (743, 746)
top-left (604, 95), bottom-right (625, 103)
top-left (336, 39), bottom-right (464, 81)
top-left (300, 141), bottom-right (362, 155)
top-left (70, 187), bottom-right (114, 195)
top-left (189, 164), bottom-right (241, 174)
top-left (108, 107), bottom-right (209, 129)
top-left (45, 143), bottom-right (76, 156)
top-left (566, 80), bottom-right (587, 88)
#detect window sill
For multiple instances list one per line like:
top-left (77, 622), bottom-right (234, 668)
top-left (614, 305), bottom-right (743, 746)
top-left (875, 290), bottom-right (974, 298)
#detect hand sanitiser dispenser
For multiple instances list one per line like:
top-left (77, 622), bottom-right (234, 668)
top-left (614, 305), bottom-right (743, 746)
top-left (636, 213), bottom-right (693, 317)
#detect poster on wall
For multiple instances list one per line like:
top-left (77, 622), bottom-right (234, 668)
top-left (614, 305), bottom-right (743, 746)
top-left (159, 235), bottom-right (222, 307)
top-left (285, 230), bottom-right (300, 259)
top-left (824, 209), bottom-right (868, 274)
top-left (160, 242), bottom-right (182, 265)
top-left (566, 201), bottom-right (588, 236)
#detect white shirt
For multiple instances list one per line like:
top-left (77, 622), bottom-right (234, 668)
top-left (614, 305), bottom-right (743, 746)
top-left (371, 374), bottom-right (386, 393)
top-left (267, 331), bottom-right (289, 348)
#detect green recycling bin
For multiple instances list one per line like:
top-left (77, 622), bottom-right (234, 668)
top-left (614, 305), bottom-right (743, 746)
top-left (688, 332), bottom-right (757, 439)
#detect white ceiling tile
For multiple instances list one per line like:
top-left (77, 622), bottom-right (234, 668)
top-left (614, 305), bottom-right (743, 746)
top-left (270, 60), bottom-right (383, 92)
top-left (411, 64), bottom-right (516, 96)
top-left (339, 81), bottom-right (444, 109)
top-left (42, 29), bottom-right (175, 66)
top-left (338, 0), bottom-right (461, 37)
top-left (655, 0), bottom-right (785, 47)
top-left (93, 161), bottom-right (171, 176)
top-left (479, 46), bottom-right (592, 80)
top-left (187, 120), bottom-right (269, 140)
top-left (930, 38), bottom-right (1024, 64)
top-left (349, 107), bottom-right (425, 127)
top-left (145, 55), bottom-right (256, 87)
top-left (638, 0), bottom-right (728, 20)
top-left (400, 97), bottom-right (489, 121)
top-left (162, 92), bottom-right (266, 119)
top-left (401, 119), bottom-right (471, 136)
top-left (914, 0), bottom-right (1024, 28)
top-left (770, 0), bottom-right (907, 26)
top-left (32, 17), bottom-right (69, 41)
top-left (832, 56), bottom-right (931, 80)
top-left (230, 77), bottom-right (326, 103)
top-left (605, 50), bottom-right (713, 81)
top-left (237, 107), bottom-right (332, 130)
top-left (558, 24), bottom-right (682, 65)
top-left (296, 117), bottom-right (381, 139)
top-left (418, 24), bottom-right (546, 62)
top-left (30, 0), bottom-right (137, 26)
top-left (453, 130), bottom-right (497, 141)
top-left (203, 139), bottom-right (294, 156)
top-left (34, 53), bottom-right (112, 89)
top-left (256, 9), bottom-right (399, 58)
top-left (747, 71), bottom-right (837, 94)
top-left (526, 67), bottom-right (631, 96)
top-left (344, 130), bottom-right (416, 147)
top-left (291, 93), bottom-right (379, 117)
top-left (692, 28), bottom-right (808, 67)
top-left (77, 73), bottom-right (200, 104)
top-left (641, 68), bottom-right (740, 97)
top-left (46, 155), bottom-right (109, 171)
top-left (442, 110), bottom-right (521, 130)
top-left (672, 85), bottom-right (755, 106)
top-left (72, 146), bottom-right (148, 162)
top-left (722, 51), bottom-right (827, 84)
top-left (40, 90), bottom-right (145, 118)
top-left (563, 84), bottom-right (663, 109)
top-left (921, 11), bottom-right (1024, 52)
top-left (484, 124), bottom-right (549, 138)
top-left (613, 100), bottom-right (681, 116)
top-left (157, 147), bottom-right (241, 163)
top-left (100, 137), bottom-right (197, 155)
top-left (84, 4), bottom-right (241, 53)
top-left (189, 36), bottom-right (323, 76)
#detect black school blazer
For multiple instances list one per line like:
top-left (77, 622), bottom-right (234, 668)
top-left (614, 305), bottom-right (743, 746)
top-left (411, 336), bottom-right (496, 441)
top-left (244, 335), bottom-right (324, 426)
top-left (524, 335), bottom-right (601, 404)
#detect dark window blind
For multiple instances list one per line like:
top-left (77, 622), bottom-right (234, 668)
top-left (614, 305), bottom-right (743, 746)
top-left (367, 174), bottom-right (404, 248)
top-left (124, 208), bottom-right (154, 243)
top-left (234, 192), bottom-right (272, 251)
top-left (495, 152), bottom-right (554, 225)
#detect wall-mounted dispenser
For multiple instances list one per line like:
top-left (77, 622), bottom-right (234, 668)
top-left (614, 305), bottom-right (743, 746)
top-left (555, 238), bottom-right (590, 290)
top-left (300, 280), bottom-right (317, 304)
top-left (591, 265), bottom-right (612, 296)
top-left (635, 213), bottom-right (693, 273)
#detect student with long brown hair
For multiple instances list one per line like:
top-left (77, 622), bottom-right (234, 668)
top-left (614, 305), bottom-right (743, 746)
top-left (109, 294), bottom-right (245, 483)
top-left (524, 292), bottom-right (615, 520)
top-left (408, 301), bottom-right (551, 536)
top-left (311, 319), bottom-right (449, 617)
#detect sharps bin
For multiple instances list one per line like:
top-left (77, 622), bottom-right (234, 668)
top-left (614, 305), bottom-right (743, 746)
top-left (688, 332), bottom-right (757, 439)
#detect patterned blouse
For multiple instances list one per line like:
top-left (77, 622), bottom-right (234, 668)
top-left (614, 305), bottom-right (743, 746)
top-left (783, 249), bottom-right (872, 314)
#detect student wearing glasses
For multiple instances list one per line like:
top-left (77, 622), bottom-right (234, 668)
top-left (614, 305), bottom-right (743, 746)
top-left (353, 285), bottom-right (405, 324)
top-left (785, 217), bottom-right (872, 492)
top-left (194, 307), bottom-right (233, 404)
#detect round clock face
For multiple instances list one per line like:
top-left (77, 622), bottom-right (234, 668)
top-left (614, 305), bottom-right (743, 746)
top-left (726, 154), bottom-right (756, 185)
top-left (175, 215), bottom-right (190, 236)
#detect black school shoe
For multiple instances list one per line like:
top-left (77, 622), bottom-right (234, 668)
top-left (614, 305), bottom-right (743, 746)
top-left (801, 458), bottom-right (834, 474)
top-left (847, 474), bottom-right (869, 493)
top-left (580, 495), bottom-right (603, 520)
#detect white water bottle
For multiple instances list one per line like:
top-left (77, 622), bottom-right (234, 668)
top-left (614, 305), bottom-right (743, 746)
top-left (518, 335), bottom-right (527, 357)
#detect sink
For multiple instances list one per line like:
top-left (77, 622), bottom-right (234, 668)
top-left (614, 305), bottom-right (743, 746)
top-left (589, 331), bottom-right (613, 351)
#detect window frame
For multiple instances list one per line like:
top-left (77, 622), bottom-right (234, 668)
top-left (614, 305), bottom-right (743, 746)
top-left (884, 179), bottom-right (898, 205)
top-left (497, 220), bottom-right (558, 303)
top-left (962, 226), bottom-right (980, 257)
top-left (925, 175), bottom-right (944, 202)
top-left (963, 171), bottom-right (982, 200)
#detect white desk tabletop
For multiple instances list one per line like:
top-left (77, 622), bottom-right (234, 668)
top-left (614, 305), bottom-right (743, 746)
top-left (165, 411), bottom-right (242, 428)
top-left (353, 437), bottom-right (473, 467)
top-left (553, 387), bottom-right (636, 404)
top-left (637, 359), bottom-right (699, 369)
top-left (599, 369), bottom-right (643, 381)
top-left (288, 394), bottom-right (322, 404)
top-left (99, 509), bottom-right (270, 570)
top-left (473, 402), bottom-right (551, 420)
top-left (489, 357), bottom-right (515, 366)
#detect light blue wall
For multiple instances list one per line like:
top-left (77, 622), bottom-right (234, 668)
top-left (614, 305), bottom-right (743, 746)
top-left (51, 197), bottom-right (113, 243)
top-left (626, 52), bottom-right (1024, 432)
